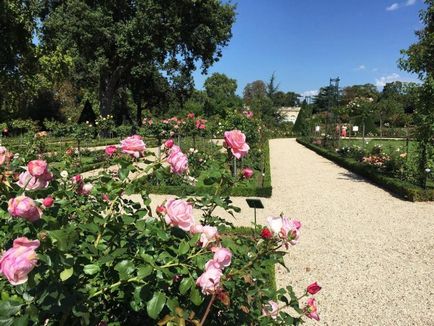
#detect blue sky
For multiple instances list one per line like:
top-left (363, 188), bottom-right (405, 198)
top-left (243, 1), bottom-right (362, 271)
top-left (193, 0), bottom-right (425, 97)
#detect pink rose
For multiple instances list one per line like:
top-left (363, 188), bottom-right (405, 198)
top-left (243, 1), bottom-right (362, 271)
top-left (196, 263), bottom-right (223, 295)
top-left (168, 145), bottom-right (181, 156)
top-left (105, 145), bottom-right (117, 156)
top-left (244, 110), bottom-right (254, 119)
top-left (71, 174), bottom-right (82, 184)
top-left (187, 112), bottom-right (195, 119)
top-left (8, 196), bottom-right (42, 222)
top-left (224, 130), bottom-right (250, 159)
top-left (0, 146), bottom-right (7, 165)
top-left (304, 298), bottom-right (320, 321)
top-left (80, 183), bottom-right (93, 196)
top-left (242, 167), bottom-right (254, 179)
top-left (211, 247), bottom-right (232, 269)
top-left (27, 160), bottom-right (48, 177)
top-left (0, 237), bottom-right (40, 285)
top-left (267, 216), bottom-right (301, 246)
top-left (42, 196), bottom-right (54, 208)
top-left (200, 226), bottom-right (219, 248)
top-left (120, 135), bottom-right (146, 158)
top-left (195, 119), bottom-right (206, 129)
top-left (164, 199), bottom-right (195, 232)
top-left (262, 300), bottom-right (279, 319)
top-left (167, 151), bottom-right (189, 175)
top-left (164, 139), bottom-right (174, 149)
top-left (307, 282), bottom-right (322, 295)
top-left (17, 170), bottom-right (53, 190)
top-left (190, 224), bottom-right (204, 234)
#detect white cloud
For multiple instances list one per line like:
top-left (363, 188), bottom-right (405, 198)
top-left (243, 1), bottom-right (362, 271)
top-left (356, 65), bottom-right (366, 71)
top-left (301, 90), bottom-right (319, 97)
top-left (375, 73), bottom-right (401, 87)
top-left (386, 3), bottom-right (400, 11)
top-left (386, 0), bottom-right (416, 11)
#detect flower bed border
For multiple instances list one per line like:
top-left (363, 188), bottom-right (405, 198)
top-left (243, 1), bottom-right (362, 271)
top-left (297, 138), bottom-right (434, 202)
top-left (143, 140), bottom-right (272, 197)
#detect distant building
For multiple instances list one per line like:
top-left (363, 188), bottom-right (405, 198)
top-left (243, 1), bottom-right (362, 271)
top-left (279, 107), bottom-right (300, 124)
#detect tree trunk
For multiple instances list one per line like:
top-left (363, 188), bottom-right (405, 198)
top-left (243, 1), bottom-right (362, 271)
top-left (136, 99), bottom-right (142, 127)
top-left (99, 66), bottom-right (127, 117)
top-left (379, 114), bottom-right (383, 138)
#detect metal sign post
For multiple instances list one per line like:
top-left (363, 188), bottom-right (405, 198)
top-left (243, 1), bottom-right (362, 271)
top-left (246, 198), bottom-right (264, 234)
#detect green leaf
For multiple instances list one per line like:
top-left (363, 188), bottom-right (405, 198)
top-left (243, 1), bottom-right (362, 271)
top-left (60, 267), bottom-right (74, 281)
top-left (83, 264), bottom-right (100, 275)
top-left (190, 287), bottom-right (203, 306)
top-left (178, 241), bottom-right (190, 255)
top-left (179, 277), bottom-right (194, 295)
top-left (0, 300), bottom-right (22, 318)
top-left (114, 260), bottom-right (135, 280)
top-left (48, 227), bottom-right (78, 251)
top-left (137, 265), bottom-right (153, 278)
top-left (146, 292), bottom-right (166, 320)
top-left (119, 167), bottom-right (130, 180)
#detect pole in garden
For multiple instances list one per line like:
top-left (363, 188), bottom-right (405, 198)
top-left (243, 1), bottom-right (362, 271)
top-left (246, 198), bottom-right (264, 235)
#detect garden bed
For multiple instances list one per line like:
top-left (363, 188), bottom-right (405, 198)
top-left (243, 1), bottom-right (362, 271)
top-left (297, 138), bottom-right (434, 202)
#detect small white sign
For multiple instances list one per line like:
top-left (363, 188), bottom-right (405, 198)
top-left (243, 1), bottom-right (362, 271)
top-left (352, 126), bottom-right (359, 132)
top-left (315, 126), bottom-right (320, 132)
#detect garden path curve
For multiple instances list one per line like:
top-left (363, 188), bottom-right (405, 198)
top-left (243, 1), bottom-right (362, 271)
top-left (151, 138), bottom-right (434, 325)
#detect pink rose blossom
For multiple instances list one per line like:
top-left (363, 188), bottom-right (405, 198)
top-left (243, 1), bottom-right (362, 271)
top-left (262, 300), bottom-right (279, 319)
top-left (242, 167), bottom-right (254, 179)
top-left (307, 282), bottom-right (322, 295)
top-left (27, 160), bottom-right (48, 177)
top-left (196, 263), bottom-right (223, 295)
top-left (212, 247), bottom-right (232, 269)
top-left (187, 112), bottom-right (195, 119)
top-left (80, 183), bottom-right (93, 196)
top-left (120, 135), bottom-right (146, 158)
top-left (224, 130), bottom-right (250, 159)
top-left (42, 197), bottom-right (54, 208)
top-left (168, 145), bottom-right (181, 156)
top-left (0, 146), bottom-right (7, 165)
top-left (304, 298), bottom-right (320, 321)
top-left (167, 151), bottom-right (189, 175)
top-left (105, 145), bottom-right (117, 156)
top-left (8, 196), bottom-right (42, 222)
top-left (190, 224), bottom-right (204, 234)
top-left (195, 119), bottom-right (206, 129)
top-left (164, 139), bottom-right (174, 149)
top-left (200, 226), bottom-right (219, 248)
top-left (244, 110), bottom-right (254, 119)
top-left (267, 216), bottom-right (301, 246)
top-left (164, 199), bottom-right (195, 232)
top-left (17, 170), bottom-right (53, 190)
top-left (0, 237), bottom-right (40, 285)
top-left (71, 174), bottom-right (82, 184)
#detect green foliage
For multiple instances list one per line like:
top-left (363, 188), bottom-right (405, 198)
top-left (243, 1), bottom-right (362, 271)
top-left (293, 100), bottom-right (313, 136)
top-left (203, 73), bottom-right (240, 117)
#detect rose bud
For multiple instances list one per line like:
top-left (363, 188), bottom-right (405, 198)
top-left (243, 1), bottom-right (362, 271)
top-left (156, 205), bottom-right (166, 216)
top-left (260, 228), bottom-right (273, 240)
top-left (242, 167), bottom-right (254, 179)
top-left (307, 282), bottom-right (322, 295)
top-left (42, 197), bottom-right (54, 208)
top-left (164, 139), bottom-right (174, 149)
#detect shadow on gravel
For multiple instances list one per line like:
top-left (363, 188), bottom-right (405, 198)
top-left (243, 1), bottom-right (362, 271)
top-left (337, 172), bottom-right (366, 183)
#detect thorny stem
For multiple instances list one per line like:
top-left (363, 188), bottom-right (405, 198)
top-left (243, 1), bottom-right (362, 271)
top-left (199, 294), bottom-right (216, 326)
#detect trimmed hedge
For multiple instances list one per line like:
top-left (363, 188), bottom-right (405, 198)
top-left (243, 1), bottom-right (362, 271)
top-left (297, 138), bottom-right (434, 202)
top-left (141, 141), bottom-right (273, 198)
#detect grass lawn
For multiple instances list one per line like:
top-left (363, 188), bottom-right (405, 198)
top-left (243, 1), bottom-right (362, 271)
top-left (339, 138), bottom-right (418, 156)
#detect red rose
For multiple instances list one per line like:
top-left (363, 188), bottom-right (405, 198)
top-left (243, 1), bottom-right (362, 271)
top-left (307, 282), bottom-right (322, 295)
top-left (261, 228), bottom-right (273, 239)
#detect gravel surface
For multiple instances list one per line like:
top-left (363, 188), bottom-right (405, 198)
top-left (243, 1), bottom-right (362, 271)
top-left (87, 138), bottom-right (434, 325)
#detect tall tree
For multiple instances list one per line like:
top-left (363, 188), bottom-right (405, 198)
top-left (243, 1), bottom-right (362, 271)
top-left (243, 80), bottom-right (267, 105)
top-left (41, 0), bottom-right (236, 117)
top-left (400, 0), bottom-right (434, 188)
top-left (203, 72), bottom-right (239, 117)
top-left (266, 72), bottom-right (279, 103)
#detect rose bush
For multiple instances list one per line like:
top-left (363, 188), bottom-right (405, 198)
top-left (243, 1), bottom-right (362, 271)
top-left (0, 133), bottom-right (320, 325)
